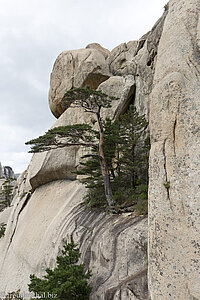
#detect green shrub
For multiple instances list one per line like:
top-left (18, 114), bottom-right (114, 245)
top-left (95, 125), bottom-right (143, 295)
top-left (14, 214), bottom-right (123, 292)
top-left (29, 238), bottom-right (92, 300)
top-left (163, 181), bottom-right (170, 189)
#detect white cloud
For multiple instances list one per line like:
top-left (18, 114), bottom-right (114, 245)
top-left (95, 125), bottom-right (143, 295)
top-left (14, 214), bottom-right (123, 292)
top-left (1, 152), bottom-right (32, 174)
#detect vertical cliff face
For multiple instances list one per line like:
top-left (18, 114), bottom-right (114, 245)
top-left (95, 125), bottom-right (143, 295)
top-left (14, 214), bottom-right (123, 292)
top-left (149, 0), bottom-right (200, 299)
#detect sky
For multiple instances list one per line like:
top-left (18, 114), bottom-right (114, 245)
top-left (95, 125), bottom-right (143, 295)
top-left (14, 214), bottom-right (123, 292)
top-left (0, 0), bottom-right (167, 174)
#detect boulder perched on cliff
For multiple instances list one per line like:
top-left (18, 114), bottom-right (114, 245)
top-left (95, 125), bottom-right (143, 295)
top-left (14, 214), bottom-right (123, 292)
top-left (48, 47), bottom-right (111, 118)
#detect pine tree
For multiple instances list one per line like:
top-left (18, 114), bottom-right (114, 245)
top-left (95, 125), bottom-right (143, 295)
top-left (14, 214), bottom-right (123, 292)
top-left (116, 105), bottom-right (148, 187)
top-left (26, 87), bottom-right (117, 213)
top-left (28, 238), bottom-right (92, 300)
top-left (77, 105), bottom-right (150, 214)
top-left (112, 105), bottom-right (150, 212)
top-left (77, 118), bottom-right (119, 209)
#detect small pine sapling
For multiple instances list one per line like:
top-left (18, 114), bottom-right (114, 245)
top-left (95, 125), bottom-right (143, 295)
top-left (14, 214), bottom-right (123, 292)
top-left (28, 238), bottom-right (92, 300)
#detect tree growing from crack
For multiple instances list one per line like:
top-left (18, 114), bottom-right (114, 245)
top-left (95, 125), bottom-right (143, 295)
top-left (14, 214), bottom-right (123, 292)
top-left (26, 87), bottom-right (117, 213)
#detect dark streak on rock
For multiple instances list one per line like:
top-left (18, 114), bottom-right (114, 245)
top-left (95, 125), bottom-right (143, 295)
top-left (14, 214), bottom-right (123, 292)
top-left (105, 267), bottom-right (148, 300)
top-left (91, 215), bottom-right (147, 296)
top-left (82, 214), bottom-right (115, 271)
top-left (173, 119), bottom-right (177, 156)
top-left (163, 139), bottom-right (172, 210)
top-left (53, 204), bottom-right (148, 298)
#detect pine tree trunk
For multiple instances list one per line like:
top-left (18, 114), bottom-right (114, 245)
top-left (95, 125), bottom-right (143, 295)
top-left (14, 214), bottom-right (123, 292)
top-left (131, 146), bottom-right (136, 189)
top-left (96, 111), bottom-right (115, 213)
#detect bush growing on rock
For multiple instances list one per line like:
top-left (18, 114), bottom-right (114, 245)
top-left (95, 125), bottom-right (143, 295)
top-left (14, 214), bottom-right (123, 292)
top-left (28, 238), bottom-right (92, 300)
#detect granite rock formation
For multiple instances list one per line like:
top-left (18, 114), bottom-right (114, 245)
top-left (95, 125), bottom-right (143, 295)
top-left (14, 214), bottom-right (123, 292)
top-left (3, 166), bottom-right (15, 179)
top-left (0, 163), bottom-right (15, 179)
top-left (1, 1), bottom-right (199, 299)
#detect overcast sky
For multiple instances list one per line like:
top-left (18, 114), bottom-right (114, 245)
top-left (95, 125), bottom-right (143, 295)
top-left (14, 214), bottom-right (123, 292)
top-left (0, 0), bottom-right (167, 174)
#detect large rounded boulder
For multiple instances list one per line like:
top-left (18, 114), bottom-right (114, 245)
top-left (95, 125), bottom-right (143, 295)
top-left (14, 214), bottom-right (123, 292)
top-left (49, 45), bottom-right (111, 118)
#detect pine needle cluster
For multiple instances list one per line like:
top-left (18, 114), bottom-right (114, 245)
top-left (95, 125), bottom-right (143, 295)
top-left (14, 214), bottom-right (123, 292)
top-left (62, 86), bottom-right (116, 112)
top-left (26, 124), bottom-right (95, 153)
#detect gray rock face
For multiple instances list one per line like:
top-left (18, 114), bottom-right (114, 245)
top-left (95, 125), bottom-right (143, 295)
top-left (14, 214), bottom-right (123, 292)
top-left (86, 43), bottom-right (110, 59)
top-left (108, 41), bottom-right (140, 76)
top-left (0, 28), bottom-right (158, 296)
top-left (3, 166), bottom-right (15, 179)
top-left (98, 75), bottom-right (136, 119)
top-left (0, 46), bottom-right (154, 298)
top-left (149, 0), bottom-right (200, 299)
top-left (0, 163), bottom-right (15, 179)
